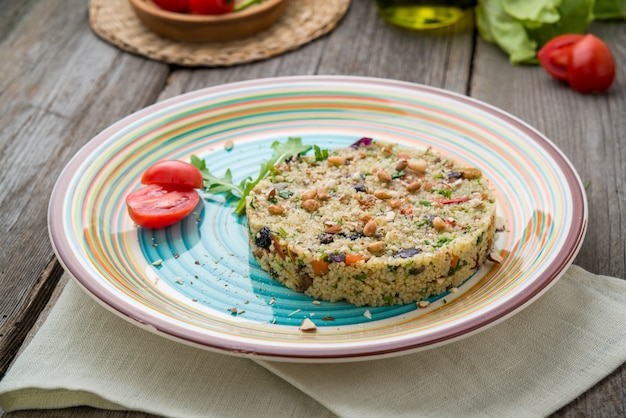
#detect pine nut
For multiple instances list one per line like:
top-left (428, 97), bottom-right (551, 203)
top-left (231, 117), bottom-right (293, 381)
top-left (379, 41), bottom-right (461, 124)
top-left (363, 219), bottom-right (377, 236)
top-left (395, 159), bottom-right (408, 171)
top-left (317, 188), bottom-right (330, 201)
top-left (301, 189), bottom-right (317, 200)
top-left (367, 241), bottom-right (385, 253)
top-left (432, 216), bottom-right (447, 230)
top-left (407, 158), bottom-right (427, 172)
top-left (302, 199), bottom-right (319, 212)
top-left (328, 156), bottom-right (346, 166)
top-left (406, 181), bottom-right (421, 192)
top-left (462, 167), bottom-right (482, 179)
top-left (268, 205), bottom-right (284, 215)
top-left (377, 169), bottom-right (392, 183)
top-left (324, 224), bottom-right (342, 234)
top-left (388, 199), bottom-right (402, 208)
top-left (374, 190), bottom-right (393, 199)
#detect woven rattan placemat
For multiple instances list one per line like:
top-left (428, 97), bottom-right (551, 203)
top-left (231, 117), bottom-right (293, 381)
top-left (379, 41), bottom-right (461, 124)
top-left (90, 0), bottom-right (351, 67)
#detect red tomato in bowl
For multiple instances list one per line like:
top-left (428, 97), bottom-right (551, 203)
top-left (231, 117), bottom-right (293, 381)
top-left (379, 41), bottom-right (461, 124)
top-left (152, 0), bottom-right (190, 13)
top-left (538, 34), bottom-right (616, 94)
top-left (141, 160), bottom-right (204, 190)
top-left (189, 0), bottom-right (235, 15)
top-left (126, 184), bottom-right (200, 229)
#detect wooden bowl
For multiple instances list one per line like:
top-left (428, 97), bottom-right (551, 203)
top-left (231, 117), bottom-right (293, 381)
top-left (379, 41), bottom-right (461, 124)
top-left (128, 0), bottom-right (289, 42)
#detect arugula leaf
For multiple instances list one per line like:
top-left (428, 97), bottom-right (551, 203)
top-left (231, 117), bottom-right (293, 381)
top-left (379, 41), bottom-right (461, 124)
top-left (314, 145), bottom-right (329, 161)
top-left (190, 137), bottom-right (311, 216)
top-left (190, 155), bottom-right (244, 198)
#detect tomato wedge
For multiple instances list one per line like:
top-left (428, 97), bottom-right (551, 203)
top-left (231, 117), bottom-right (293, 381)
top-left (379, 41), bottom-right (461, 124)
top-left (537, 34), bottom-right (584, 81)
top-left (440, 196), bottom-right (470, 205)
top-left (152, 0), bottom-right (190, 13)
top-left (141, 160), bottom-right (204, 190)
top-left (567, 35), bottom-right (616, 94)
top-left (126, 184), bottom-right (200, 229)
top-left (189, 0), bottom-right (235, 15)
top-left (538, 34), bottom-right (616, 94)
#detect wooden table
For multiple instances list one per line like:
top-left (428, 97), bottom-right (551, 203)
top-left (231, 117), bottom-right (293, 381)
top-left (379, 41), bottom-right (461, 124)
top-left (1, 0), bottom-right (624, 416)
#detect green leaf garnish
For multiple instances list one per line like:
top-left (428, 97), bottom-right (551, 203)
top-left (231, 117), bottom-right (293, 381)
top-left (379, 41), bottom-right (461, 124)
top-left (314, 145), bottom-right (329, 161)
top-left (191, 137), bottom-right (312, 216)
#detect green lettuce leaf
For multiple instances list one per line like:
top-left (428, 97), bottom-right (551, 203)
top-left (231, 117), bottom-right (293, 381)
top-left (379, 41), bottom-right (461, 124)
top-left (476, 0), bottom-right (594, 64)
top-left (502, 0), bottom-right (561, 27)
top-left (527, 0), bottom-right (594, 47)
top-left (594, 0), bottom-right (626, 19)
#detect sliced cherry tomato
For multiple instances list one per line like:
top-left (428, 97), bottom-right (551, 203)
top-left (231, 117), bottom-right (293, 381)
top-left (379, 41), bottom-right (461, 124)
top-left (440, 196), bottom-right (470, 205)
top-left (537, 34), bottom-right (584, 81)
top-left (567, 35), bottom-right (616, 94)
top-left (538, 34), bottom-right (616, 94)
top-left (126, 184), bottom-right (200, 229)
top-left (152, 0), bottom-right (190, 13)
top-left (189, 0), bottom-right (235, 15)
top-left (141, 160), bottom-right (204, 190)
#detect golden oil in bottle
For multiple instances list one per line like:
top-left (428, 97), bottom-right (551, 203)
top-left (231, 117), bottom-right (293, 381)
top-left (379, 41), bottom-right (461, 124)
top-left (375, 0), bottom-right (476, 30)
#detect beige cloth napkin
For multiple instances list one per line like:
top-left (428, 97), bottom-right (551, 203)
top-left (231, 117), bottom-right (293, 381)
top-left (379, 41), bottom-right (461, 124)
top-left (1, 265), bottom-right (625, 417)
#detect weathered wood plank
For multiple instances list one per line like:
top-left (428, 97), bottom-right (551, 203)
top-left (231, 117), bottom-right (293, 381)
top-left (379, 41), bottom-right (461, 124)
top-left (0, 0), bottom-right (37, 42)
top-left (0, 0), bottom-right (170, 378)
top-left (158, 1), bottom-right (474, 100)
top-left (470, 21), bottom-right (626, 418)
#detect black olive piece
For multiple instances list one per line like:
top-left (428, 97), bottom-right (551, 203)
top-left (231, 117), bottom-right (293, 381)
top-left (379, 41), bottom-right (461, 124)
top-left (255, 227), bottom-right (273, 249)
top-left (318, 233), bottom-right (335, 244)
top-left (393, 248), bottom-right (422, 258)
top-left (409, 266), bottom-right (426, 275)
top-left (347, 232), bottom-right (365, 241)
top-left (328, 253), bottom-right (346, 263)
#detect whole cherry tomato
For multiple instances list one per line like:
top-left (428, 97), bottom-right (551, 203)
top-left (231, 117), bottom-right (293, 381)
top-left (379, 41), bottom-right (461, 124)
top-left (141, 160), bottom-right (204, 190)
top-left (189, 0), bottom-right (235, 15)
top-left (126, 184), bottom-right (200, 229)
top-left (152, 0), bottom-right (190, 13)
top-left (538, 34), bottom-right (616, 94)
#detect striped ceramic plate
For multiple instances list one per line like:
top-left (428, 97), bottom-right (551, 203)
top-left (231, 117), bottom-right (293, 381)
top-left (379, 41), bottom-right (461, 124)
top-left (48, 76), bottom-right (587, 361)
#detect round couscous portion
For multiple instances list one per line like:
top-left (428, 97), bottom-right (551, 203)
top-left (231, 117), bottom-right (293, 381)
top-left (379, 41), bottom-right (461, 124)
top-left (245, 139), bottom-right (497, 307)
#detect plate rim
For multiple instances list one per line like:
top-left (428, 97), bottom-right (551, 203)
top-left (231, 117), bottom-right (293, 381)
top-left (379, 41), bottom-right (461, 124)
top-left (48, 75), bottom-right (588, 362)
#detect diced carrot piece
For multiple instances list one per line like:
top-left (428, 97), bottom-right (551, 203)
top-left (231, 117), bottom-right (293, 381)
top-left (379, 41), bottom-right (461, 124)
top-left (450, 255), bottom-right (459, 269)
top-left (345, 254), bottom-right (369, 265)
top-left (311, 260), bottom-right (329, 275)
